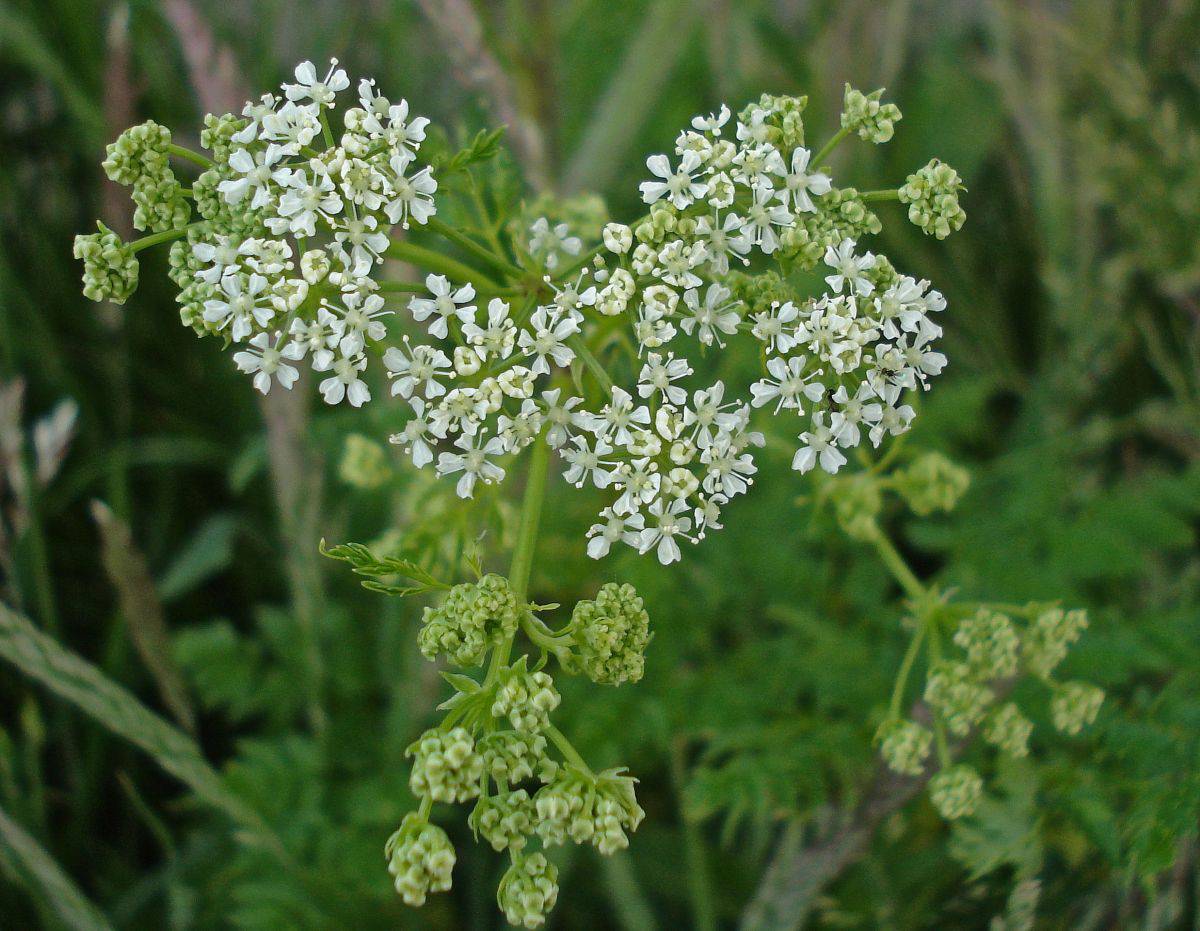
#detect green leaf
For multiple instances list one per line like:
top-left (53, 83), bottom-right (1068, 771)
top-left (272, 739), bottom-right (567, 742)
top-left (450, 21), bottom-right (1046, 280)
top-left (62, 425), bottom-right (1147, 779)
top-left (0, 602), bottom-right (283, 859)
top-left (92, 501), bottom-right (196, 733)
top-left (434, 127), bottom-right (507, 176)
top-left (0, 803), bottom-right (114, 931)
top-left (157, 513), bottom-right (239, 603)
top-left (319, 539), bottom-right (448, 595)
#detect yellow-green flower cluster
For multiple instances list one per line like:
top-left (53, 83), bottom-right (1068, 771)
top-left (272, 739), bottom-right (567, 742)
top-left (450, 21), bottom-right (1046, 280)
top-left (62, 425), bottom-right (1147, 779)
top-left (928, 764), bottom-right (983, 820)
top-left (492, 661), bottom-right (561, 734)
top-left (497, 853), bottom-right (559, 930)
top-left (1051, 681), bottom-right (1105, 734)
top-left (385, 814), bottom-right (456, 906)
top-left (983, 702), bottom-right (1033, 757)
top-left (1025, 607), bottom-right (1090, 678)
top-left (73, 222), bottom-right (139, 304)
top-left (841, 84), bottom-right (903, 144)
top-left (419, 574), bottom-right (521, 667)
top-left (899, 158), bottom-right (967, 239)
top-left (779, 187), bottom-right (882, 268)
top-left (894, 452), bottom-right (970, 515)
top-left (102, 121), bottom-right (190, 233)
top-left (876, 719), bottom-right (933, 776)
top-left (569, 582), bottom-right (651, 686)
top-left (339, 434), bottom-right (391, 490)
top-left (925, 660), bottom-right (995, 736)
top-left (478, 730), bottom-right (556, 787)
top-left (738, 92), bottom-right (809, 148)
top-left (953, 609), bottom-right (1020, 679)
top-left (407, 727), bottom-right (485, 803)
top-left (470, 788), bottom-right (535, 852)
top-left (534, 766), bottom-right (645, 854)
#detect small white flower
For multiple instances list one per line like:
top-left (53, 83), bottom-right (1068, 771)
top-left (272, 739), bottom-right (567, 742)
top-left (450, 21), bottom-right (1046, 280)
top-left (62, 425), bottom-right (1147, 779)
top-left (750, 355), bottom-right (825, 413)
top-left (408, 275), bottom-right (476, 340)
top-left (602, 223), bottom-right (633, 254)
top-left (561, 435), bottom-right (616, 489)
top-left (639, 150), bottom-right (708, 210)
top-left (736, 184), bottom-right (793, 255)
top-left (540, 389), bottom-right (586, 450)
top-left (680, 284), bottom-right (740, 347)
top-left (637, 352), bottom-right (693, 405)
top-left (639, 496), bottom-right (694, 565)
top-left (384, 161), bottom-right (437, 227)
top-left (792, 412), bottom-right (848, 474)
top-left (233, 333), bottom-right (304, 394)
top-left (518, 307), bottom-right (578, 375)
top-left (219, 146), bottom-right (288, 209)
top-left (390, 397), bottom-right (447, 468)
top-left (691, 104), bottom-right (731, 133)
top-left (284, 59), bottom-right (350, 107)
top-left (528, 217), bottom-right (581, 271)
top-left (775, 146), bottom-right (831, 213)
top-left (436, 433), bottom-right (507, 498)
top-left (462, 298), bottom-right (517, 361)
top-left (824, 239), bottom-right (877, 296)
top-left (318, 352), bottom-right (371, 407)
top-left (586, 507), bottom-right (645, 559)
top-left (383, 337), bottom-right (452, 399)
top-left (203, 273), bottom-right (274, 342)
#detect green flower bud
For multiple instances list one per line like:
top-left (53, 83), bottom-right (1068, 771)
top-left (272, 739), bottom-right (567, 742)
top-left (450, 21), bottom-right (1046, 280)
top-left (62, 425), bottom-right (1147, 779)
top-left (339, 434), bottom-right (391, 489)
top-left (876, 719), bottom-right (932, 776)
top-left (419, 574), bottom-right (521, 667)
top-left (534, 767), bottom-right (644, 854)
top-left (407, 727), bottom-right (484, 803)
top-left (953, 609), bottom-right (1020, 679)
top-left (829, 475), bottom-right (882, 541)
top-left (569, 582), bottom-right (651, 686)
top-left (131, 175), bottom-right (191, 233)
top-left (497, 853), bottom-right (559, 929)
top-left (983, 702), bottom-right (1033, 757)
top-left (200, 112), bottom-right (246, 162)
top-left (1024, 608), bottom-right (1088, 679)
top-left (894, 452), bottom-right (970, 515)
top-left (928, 764), bottom-right (983, 820)
top-left (783, 189), bottom-right (881, 268)
top-left (73, 222), bottom-right (139, 304)
top-left (102, 120), bottom-right (172, 187)
top-left (469, 788), bottom-right (534, 852)
top-left (478, 730), bottom-right (557, 787)
top-left (1051, 681), bottom-right (1104, 735)
top-left (385, 813), bottom-right (456, 906)
top-left (899, 158), bottom-right (967, 239)
top-left (491, 659), bottom-right (560, 734)
top-left (924, 661), bottom-right (994, 736)
top-left (841, 84), bottom-right (902, 144)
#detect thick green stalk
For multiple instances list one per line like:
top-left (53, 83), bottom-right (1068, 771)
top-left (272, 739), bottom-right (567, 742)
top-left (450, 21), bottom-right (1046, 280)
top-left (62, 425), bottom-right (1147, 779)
top-left (166, 143), bottom-right (213, 168)
top-left (427, 217), bottom-right (522, 280)
top-left (128, 222), bottom-right (202, 254)
top-left (386, 240), bottom-right (510, 295)
top-left (867, 526), bottom-right (925, 600)
top-left (508, 436), bottom-right (551, 601)
top-left (812, 125), bottom-right (851, 167)
top-left (569, 335), bottom-right (614, 393)
top-left (860, 188), bottom-right (902, 203)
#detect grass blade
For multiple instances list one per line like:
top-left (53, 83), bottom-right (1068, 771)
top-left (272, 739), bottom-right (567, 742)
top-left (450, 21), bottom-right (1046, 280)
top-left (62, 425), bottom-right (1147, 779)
top-left (0, 802), bottom-right (114, 931)
top-left (0, 601), bottom-right (282, 858)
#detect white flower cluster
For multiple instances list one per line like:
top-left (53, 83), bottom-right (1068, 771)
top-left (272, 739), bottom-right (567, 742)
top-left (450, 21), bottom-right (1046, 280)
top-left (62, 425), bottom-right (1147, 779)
top-left (189, 60), bottom-right (437, 405)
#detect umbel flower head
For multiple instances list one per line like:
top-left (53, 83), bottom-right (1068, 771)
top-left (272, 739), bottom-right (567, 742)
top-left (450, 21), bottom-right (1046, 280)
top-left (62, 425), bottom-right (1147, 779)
top-left (418, 574), bottom-right (520, 667)
top-left (407, 726), bottom-right (485, 803)
top-left (385, 813), bottom-right (456, 906)
top-left (568, 581), bottom-right (650, 685)
top-left (497, 853), bottom-right (559, 929)
top-left (77, 64), bottom-right (966, 567)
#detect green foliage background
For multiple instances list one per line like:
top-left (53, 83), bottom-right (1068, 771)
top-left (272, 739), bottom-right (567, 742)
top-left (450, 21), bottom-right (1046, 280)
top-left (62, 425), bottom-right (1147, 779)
top-left (1, 0), bottom-right (1198, 927)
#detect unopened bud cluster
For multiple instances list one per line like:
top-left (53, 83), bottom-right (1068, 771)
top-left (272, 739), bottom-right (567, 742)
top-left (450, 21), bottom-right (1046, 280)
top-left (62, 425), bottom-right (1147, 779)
top-left (880, 601), bottom-right (1103, 821)
top-left (898, 159), bottom-right (967, 239)
top-left (383, 570), bottom-right (651, 926)
top-left (841, 84), bottom-right (903, 143)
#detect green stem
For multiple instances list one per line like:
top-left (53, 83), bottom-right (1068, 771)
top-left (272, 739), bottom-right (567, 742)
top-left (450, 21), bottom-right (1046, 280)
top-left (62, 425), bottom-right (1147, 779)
top-left (860, 188), bottom-right (902, 203)
top-left (888, 620), bottom-right (927, 720)
top-left (386, 240), bottom-right (509, 295)
top-left (812, 125), bottom-right (851, 167)
top-left (427, 217), bottom-right (521, 280)
top-left (167, 143), bottom-right (213, 169)
top-left (868, 527), bottom-right (925, 600)
top-left (545, 724), bottom-right (592, 775)
top-left (569, 335), bottom-right (614, 393)
top-left (509, 436), bottom-right (551, 601)
top-left (128, 222), bottom-right (202, 254)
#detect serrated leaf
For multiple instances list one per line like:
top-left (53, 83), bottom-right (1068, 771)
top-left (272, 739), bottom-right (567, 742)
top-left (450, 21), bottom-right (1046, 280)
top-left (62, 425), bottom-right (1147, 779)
top-left (435, 127), bottom-right (506, 176)
top-left (320, 538), bottom-right (448, 596)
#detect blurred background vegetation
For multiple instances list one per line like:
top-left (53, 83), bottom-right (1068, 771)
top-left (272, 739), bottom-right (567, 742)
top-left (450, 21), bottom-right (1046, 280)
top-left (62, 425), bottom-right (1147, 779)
top-left (1, 0), bottom-right (1199, 927)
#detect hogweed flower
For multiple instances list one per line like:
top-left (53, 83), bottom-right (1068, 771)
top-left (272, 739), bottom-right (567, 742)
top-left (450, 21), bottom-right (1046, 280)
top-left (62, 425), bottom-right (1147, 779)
top-left (497, 853), bottom-right (559, 929)
top-left (928, 764), bottom-right (983, 820)
top-left (568, 582), bottom-right (650, 686)
top-left (385, 813), bottom-right (456, 906)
